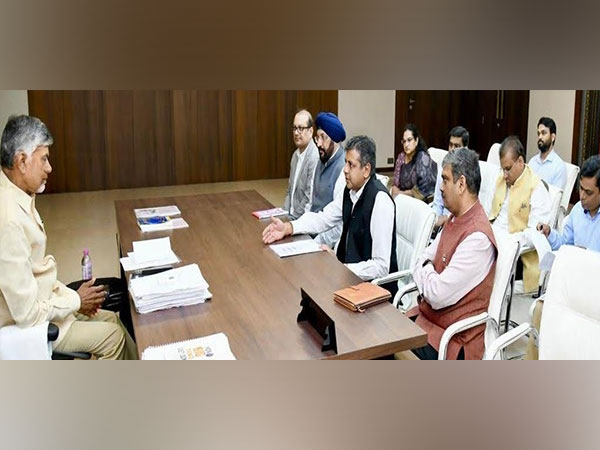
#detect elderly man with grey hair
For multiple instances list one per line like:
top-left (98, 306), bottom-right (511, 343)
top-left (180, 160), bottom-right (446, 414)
top-left (407, 148), bottom-right (498, 360)
top-left (262, 135), bottom-right (398, 293)
top-left (0, 115), bottom-right (137, 359)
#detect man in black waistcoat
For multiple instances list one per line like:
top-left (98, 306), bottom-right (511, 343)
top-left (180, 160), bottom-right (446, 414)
top-left (262, 135), bottom-right (398, 293)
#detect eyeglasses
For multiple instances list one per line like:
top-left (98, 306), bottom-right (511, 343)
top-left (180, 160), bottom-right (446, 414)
top-left (401, 137), bottom-right (415, 145)
top-left (292, 126), bottom-right (311, 133)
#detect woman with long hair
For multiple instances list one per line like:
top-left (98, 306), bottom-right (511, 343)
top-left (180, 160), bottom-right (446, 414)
top-left (391, 124), bottom-right (437, 201)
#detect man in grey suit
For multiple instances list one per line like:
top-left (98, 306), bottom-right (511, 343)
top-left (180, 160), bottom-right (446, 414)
top-left (283, 110), bottom-right (319, 219)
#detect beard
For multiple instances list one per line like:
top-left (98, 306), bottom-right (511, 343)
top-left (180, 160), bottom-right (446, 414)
top-left (537, 139), bottom-right (551, 153)
top-left (36, 182), bottom-right (46, 194)
top-left (319, 142), bottom-right (335, 163)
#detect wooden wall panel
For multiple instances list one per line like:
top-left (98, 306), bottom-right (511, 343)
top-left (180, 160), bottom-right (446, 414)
top-left (27, 91), bottom-right (67, 194)
top-left (232, 90), bottom-right (259, 180)
top-left (105, 91), bottom-right (134, 189)
top-left (27, 90), bottom-right (338, 193)
top-left (64, 91), bottom-right (106, 191)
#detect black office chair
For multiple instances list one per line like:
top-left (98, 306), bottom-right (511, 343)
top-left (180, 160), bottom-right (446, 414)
top-left (66, 276), bottom-right (135, 339)
top-left (48, 323), bottom-right (92, 360)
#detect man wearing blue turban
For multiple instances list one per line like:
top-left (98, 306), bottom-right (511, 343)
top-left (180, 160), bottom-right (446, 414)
top-left (310, 112), bottom-right (347, 248)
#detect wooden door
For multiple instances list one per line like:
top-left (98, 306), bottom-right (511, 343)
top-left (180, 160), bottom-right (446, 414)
top-left (395, 90), bottom-right (530, 161)
top-left (395, 91), bottom-right (462, 158)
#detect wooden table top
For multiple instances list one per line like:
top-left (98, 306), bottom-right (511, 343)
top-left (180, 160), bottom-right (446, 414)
top-left (115, 190), bottom-right (426, 359)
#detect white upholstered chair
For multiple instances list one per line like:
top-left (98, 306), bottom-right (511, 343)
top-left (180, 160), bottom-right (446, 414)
top-left (478, 160), bottom-right (502, 216)
top-left (487, 143), bottom-right (501, 167)
top-left (485, 245), bottom-right (600, 360)
top-left (438, 235), bottom-right (520, 360)
top-left (0, 322), bottom-right (91, 360)
top-left (428, 147), bottom-right (448, 171)
top-left (372, 193), bottom-right (436, 310)
top-left (375, 173), bottom-right (390, 189)
top-left (0, 322), bottom-right (52, 360)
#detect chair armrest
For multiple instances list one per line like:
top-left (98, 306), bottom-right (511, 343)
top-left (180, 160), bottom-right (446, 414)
top-left (528, 295), bottom-right (545, 322)
top-left (394, 282), bottom-right (419, 309)
top-left (48, 323), bottom-right (59, 342)
top-left (52, 350), bottom-right (92, 360)
top-left (484, 323), bottom-right (536, 360)
top-left (438, 312), bottom-right (489, 360)
top-left (519, 242), bottom-right (534, 254)
top-left (371, 269), bottom-right (412, 286)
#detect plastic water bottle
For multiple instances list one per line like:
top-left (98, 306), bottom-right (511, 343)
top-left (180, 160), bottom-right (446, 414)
top-left (81, 249), bottom-right (92, 281)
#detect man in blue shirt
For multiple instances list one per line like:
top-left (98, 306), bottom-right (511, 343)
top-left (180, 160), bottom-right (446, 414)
top-left (528, 154), bottom-right (600, 360)
top-left (432, 126), bottom-right (469, 228)
top-left (528, 117), bottom-right (567, 191)
top-left (538, 155), bottom-right (600, 252)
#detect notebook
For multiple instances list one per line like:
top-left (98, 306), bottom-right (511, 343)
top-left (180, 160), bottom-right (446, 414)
top-left (141, 332), bottom-right (236, 360)
top-left (333, 282), bottom-right (391, 312)
top-left (252, 207), bottom-right (288, 219)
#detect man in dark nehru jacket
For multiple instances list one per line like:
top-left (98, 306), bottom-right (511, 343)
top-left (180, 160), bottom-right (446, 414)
top-left (262, 135), bottom-right (398, 294)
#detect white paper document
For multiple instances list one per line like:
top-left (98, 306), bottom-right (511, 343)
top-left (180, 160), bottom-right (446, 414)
top-left (120, 237), bottom-right (180, 272)
top-left (522, 228), bottom-right (552, 265)
top-left (269, 238), bottom-right (323, 258)
top-left (129, 264), bottom-right (212, 314)
top-left (134, 205), bottom-right (181, 219)
top-left (141, 332), bottom-right (236, 360)
top-left (132, 237), bottom-right (175, 264)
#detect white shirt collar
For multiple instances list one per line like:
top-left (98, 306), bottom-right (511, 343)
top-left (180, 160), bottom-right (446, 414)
top-left (349, 179), bottom-right (368, 205)
top-left (536, 149), bottom-right (558, 164)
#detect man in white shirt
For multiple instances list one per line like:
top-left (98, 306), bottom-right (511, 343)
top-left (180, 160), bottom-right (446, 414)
top-left (528, 116), bottom-right (567, 190)
top-left (283, 110), bottom-right (319, 219)
top-left (489, 136), bottom-right (551, 292)
top-left (262, 135), bottom-right (398, 291)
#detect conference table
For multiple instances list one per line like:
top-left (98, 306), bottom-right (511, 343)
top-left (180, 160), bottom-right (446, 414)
top-left (115, 190), bottom-right (427, 359)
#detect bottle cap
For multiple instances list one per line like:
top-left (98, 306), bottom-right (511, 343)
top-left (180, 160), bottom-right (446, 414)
top-left (83, 249), bottom-right (89, 255)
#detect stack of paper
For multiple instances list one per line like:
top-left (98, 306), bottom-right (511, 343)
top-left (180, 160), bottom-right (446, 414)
top-left (134, 205), bottom-right (189, 232)
top-left (141, 332), bottom-right (235, 360)
top-left (129, 264), bottom-right (212, 314)
top-left (120, 237), bottom-right (180, 272)
top-left (269, 238), bottom-right (323, 258)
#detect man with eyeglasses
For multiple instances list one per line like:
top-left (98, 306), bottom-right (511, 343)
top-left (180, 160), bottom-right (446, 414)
top-left (489, 136), bottom-right (551, 293)
top-left (309, 112), bottom-right (347, 248)
top-left (432, 126), bottom-right (470, 228)
top-left (283, 110), bottom-right (319, 219)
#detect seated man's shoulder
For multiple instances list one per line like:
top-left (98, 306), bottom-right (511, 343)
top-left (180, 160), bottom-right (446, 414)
top-left (375, 189), bottom-right (395, 208)
top-left (0, 190), bottom-right (21, 224)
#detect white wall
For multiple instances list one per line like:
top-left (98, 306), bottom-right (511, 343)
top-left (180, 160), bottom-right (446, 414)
top-left (0, 90), bottom-right (29, 130)
top-left (526, 90), bottom-right (576, 163)
top-left (338, 90), bottom-right (396, 169)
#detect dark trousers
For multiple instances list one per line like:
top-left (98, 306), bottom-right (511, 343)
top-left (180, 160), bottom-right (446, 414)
top-left (409, 315), bottom-right (465, 360)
